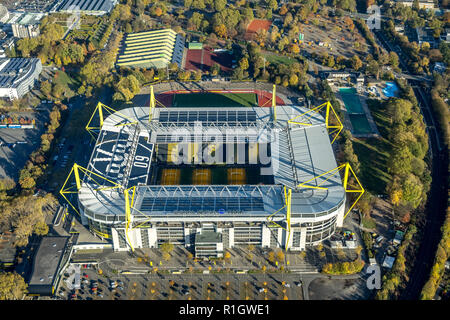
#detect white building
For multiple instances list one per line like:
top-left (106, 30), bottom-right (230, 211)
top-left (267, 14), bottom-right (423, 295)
top-left (0, 58), bottom-right (42, 100)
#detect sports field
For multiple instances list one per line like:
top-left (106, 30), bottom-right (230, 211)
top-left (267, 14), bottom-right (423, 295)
top-left (172, 92), bottom-right (257, 108)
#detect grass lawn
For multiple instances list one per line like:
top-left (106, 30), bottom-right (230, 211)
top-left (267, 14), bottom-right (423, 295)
top-left (54, 70), bottom-right (79, 87)
top-left (352, 99), bottom-right (392, 195)
top-left (53, 70), bottom-right (80, 99)
top-left (172, 92), bottom-right (257, 108)
top-left (362, 216), bottom-right (377, 229)
top-left (263, 53), bottom-right (298, 66)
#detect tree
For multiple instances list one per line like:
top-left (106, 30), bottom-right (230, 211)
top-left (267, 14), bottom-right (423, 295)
top-left (19, 176), bottom-right (35, 190)
top-left (52, 83), bottom-right (66, 99)
top-left (214, 24), bottom-right (227, 38)
top-left (239, 57), bottom-right (249, 71)
top-left (214, 0), bottom-right (226, 11)
top-left (160, 242), bottom-right (174, 254)
top-left (289, 44), bottom-right (300, 54)
top-left (40, 81), bottom-right (52, 98)
top-left (351, 55), bottom-right (363, 71)
top-left (276, 249), bottom-right (284, 262)
top-left (0, 272), bottom-right (27, 300)
top-left (289, 74), bottom-right (299, 86)
top-left (366, 59), bottom-right (379, 79)
top-left (211, 63), bottom-right (221, 76)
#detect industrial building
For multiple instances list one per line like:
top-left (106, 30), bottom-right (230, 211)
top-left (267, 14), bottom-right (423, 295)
top-left (116, 29), bottom-right (185, 69)
top-left (0, 58), bottom-right (42, 100)
top-left (62, 88), bottom-right (363, 256)
top-left (53, 0), bottom-right (118, 15)
top-left (27, 236), bottom-right (73, 296)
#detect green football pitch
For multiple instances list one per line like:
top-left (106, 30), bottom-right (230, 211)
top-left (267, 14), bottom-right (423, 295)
top-left (172, 92), bottom-right (258, 108)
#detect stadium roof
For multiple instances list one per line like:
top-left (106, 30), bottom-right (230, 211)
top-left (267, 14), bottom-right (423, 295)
top-left (116, 29), bottom-right (184, 69)
top-left (78, 105), bottom-right (345, 221)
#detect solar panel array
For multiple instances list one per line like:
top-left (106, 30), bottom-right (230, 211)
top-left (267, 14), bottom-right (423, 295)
top-left (158, 110), bottom-right (257, 126)
top-left (140, 196), bottom-right (265, 213)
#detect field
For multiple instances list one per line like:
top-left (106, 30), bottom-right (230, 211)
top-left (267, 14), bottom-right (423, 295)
top-left (172, 92), bottom-right (257, 108)
top-left (184, 47), bottom-right (233, 73)
top-left (263, 53), bottom-right (299, 66)
top-left (352, 99), bottom-right (392, 194)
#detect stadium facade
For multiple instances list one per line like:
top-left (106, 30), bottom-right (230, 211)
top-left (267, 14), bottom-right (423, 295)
top-left (67, 91), bottom-right (359, 256)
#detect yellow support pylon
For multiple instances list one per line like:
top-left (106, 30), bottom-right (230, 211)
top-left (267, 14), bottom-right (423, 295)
top-left (85, 102), bottom-right (139, 140)
top-left (272, 84), bottom-right (277, 121)
top-left (60, 164), bottom-right (138, 250)
top-left (284, 186), bottom-right (292, 250)
top-left (288, 101), bottom-right (343, 144)
top-left (60, 163), bottom-right (122, 216)
top-left (149, 86), bottom-right (155, 123)
top-left (296, 162), bottom-right (364, 219)
top-left (124, 186), bottom-right (136, 252)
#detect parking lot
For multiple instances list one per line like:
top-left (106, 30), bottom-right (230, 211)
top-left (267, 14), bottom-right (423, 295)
top-left (58, 266), bottom-right (305, 300)
top-left (0, 108), bottom-right (49, 180)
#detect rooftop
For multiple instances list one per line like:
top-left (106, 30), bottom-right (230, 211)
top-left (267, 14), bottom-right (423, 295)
top-left (195, 231), bottom-right (222, 244)
top-left (78, 103), bottom-right (344, 220)
top-left (116, 29), bottom-right (184, 68)
top-left (58, 0), bottom-right (116, 12)
top-left (16, 12), bottom-right (44, 25)
top-left (0, 58), bottom-right (41, 89)
top-left (28, 236), bottom-right (70, 287)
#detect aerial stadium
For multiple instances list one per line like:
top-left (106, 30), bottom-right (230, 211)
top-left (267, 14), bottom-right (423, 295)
top-left (61, 86), bottom-right (364, 256)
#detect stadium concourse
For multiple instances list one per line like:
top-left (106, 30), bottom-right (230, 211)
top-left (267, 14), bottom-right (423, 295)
top-left (61, 84), bottom-right (363, 258)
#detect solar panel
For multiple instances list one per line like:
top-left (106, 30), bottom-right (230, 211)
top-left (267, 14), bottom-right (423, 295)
top-left (157, 110), bottom-right (257, 126)
top-left (139, 195), bottom-right (265, 213)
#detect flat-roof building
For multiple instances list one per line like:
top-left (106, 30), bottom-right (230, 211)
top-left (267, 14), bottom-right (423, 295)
top-left (54, 0), bottom-right (118, 16)
top-left (11, 13), bottom-right (44, 38)
top-left (116, 29), bottom-right (185, 69)
top-left (0, 58), bottom-right (42, 100)
top-left (27, 236), bottom-right (72, 296)
top-left (394, 0), bottom-right (436, 9)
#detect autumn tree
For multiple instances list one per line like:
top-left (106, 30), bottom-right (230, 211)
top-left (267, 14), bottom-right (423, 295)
top-left (0, 272), bottom-right (27, 300)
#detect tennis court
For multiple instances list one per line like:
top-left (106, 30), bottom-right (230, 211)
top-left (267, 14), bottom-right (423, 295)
top-left (172, 92), bottom-right (258, 108)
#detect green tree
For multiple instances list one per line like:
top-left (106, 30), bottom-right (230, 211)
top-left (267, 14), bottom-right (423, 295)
top-left (0, 272), bottom-right (27, 300)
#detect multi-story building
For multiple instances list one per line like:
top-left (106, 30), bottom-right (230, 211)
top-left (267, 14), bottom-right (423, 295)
top-left (0, 58), bottom-right (42, 100)
top-left (11, 13), bottom-right (44, 38)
